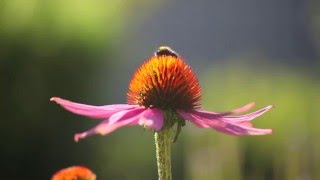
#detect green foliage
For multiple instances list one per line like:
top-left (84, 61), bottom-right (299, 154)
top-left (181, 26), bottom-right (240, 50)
top-left (0, 0), bottom-right (126, 61)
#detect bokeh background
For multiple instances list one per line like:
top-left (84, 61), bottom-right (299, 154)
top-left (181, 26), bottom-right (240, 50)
top-left (1, 0), bottom-right (319, 179)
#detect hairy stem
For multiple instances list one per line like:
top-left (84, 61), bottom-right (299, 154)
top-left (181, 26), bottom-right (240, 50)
top-left (155, 127), bottom-right (173, 180)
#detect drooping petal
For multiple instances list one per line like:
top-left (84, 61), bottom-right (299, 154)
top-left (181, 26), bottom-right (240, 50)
top-left (219, 105), bottom-right (274, 122)
top-left (177, 110), bottom-right (210, 128)
top-left (190, 102), bottom-right (256, 117)
top-left (138, 108), bottom-right (164, 131)
top-left (214, 121), bottom-right (272, 135)
top-left (238, 122), bottom-right (253, 127)
top-left (192, 105), bottom-right (274, 122)
top-left (51, 97), bottom-right (138, 119)
top-left (177, 110), bottom-right (272, 136)
top-left (74, 107), bottom-right (145, 141)
top-left (74, 107), bottom-right (164, 142)
top-left (227, 102), bottom-right (256, 114)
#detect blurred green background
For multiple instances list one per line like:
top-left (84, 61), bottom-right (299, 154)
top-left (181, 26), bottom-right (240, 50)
top-left (1, 0), bottom-right (319, 179)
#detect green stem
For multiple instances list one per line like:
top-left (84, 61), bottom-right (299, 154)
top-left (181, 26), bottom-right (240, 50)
top-left (155, 127), bottom-right (173, 180)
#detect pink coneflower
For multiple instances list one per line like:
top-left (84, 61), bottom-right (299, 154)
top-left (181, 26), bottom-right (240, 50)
top-left (51, 166), bottom-right (96, 180)
top-left (51, 46), bottom-right (273, 142)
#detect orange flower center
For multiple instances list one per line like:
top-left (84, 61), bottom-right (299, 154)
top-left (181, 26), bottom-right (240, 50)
top-left (127, 47), bottom-right (201, 110)
top-left (52, 166), bottom-right (96, 180)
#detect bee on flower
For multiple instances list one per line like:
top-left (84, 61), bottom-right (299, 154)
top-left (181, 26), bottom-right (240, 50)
top-left (51, 46), bottom-right (273, 142)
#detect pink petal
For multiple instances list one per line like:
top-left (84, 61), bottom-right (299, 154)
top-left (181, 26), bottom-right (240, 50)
top-left (74, 107), bottom-right (145, 142)
top-left (213, 121), bottom-right (273, 135)
top-left (138, 108), bottom-right (164, 131)
top-left (74, 108), bottom-right (164, 142)
top-left (177, 110), bottom-right (272, 136)
top-left (228, 102), bottom-right (256, 114)
top-left (238, 122), bottom-right (253, 127)
top-left (220, 105), bottom-right (274, 122)
top-left (193, 105), bottom-right (274, 122)
top-left (51, 97), bottom-right (138, 119)
top-left (193, 102), bottom-right (256, 117)
top-left (177, 110), bottom-right (210, 128)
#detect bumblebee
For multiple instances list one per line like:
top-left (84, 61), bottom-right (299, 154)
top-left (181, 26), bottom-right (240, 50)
top-left (154, 46), bottom-right (179, 58)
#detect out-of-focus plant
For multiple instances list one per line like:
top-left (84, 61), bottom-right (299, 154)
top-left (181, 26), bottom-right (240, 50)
top-left (0, 0), bottom-right (128, 62)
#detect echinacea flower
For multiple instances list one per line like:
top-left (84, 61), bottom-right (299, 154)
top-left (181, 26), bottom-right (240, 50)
top-left (51, 46), bottom-right (273, 142)
top-left (52, 166), bottom-right (96, 180)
